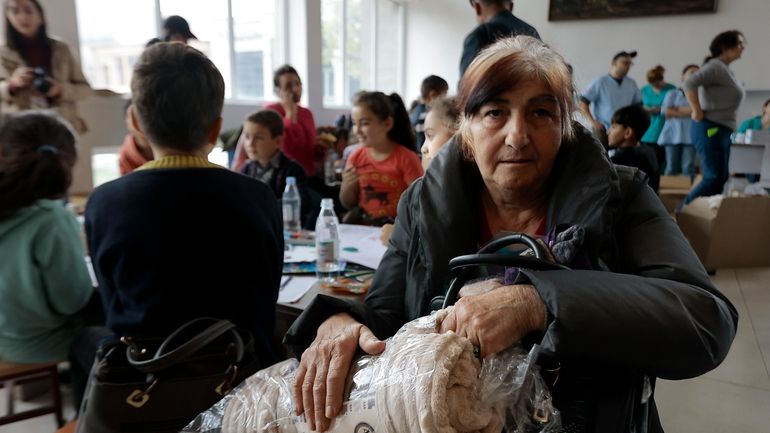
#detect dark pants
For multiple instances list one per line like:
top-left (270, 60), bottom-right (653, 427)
top-left (683, 119), bottom-right (732, 205)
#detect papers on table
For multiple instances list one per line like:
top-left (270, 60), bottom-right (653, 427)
top-left (338, 224), bottom-right (387, 270)
top-left (283, 225), bottom-right (388, 270)
top-left (278, 276), bottom-right (316, 303)
top-left (284, 245), bottom-right (317, 263)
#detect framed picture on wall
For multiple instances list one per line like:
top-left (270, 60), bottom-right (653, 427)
top-left (549, 0), bottom-right (718, 21)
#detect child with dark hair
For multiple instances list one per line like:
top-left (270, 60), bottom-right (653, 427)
top-left (0, 111), bottom-right (94, 363)
top-left (410, 75), bottom-right (449, 151)
top-left (340, 91), bottom-right (423, 225)
top-left (240, 109), bottom-right (312, 224)
top-left (78, 43), bottom-right (283, 406)
top-left (608, 104), bottom-right (660, 192)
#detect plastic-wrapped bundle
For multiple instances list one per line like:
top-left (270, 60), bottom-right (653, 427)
top-left (183, 310), bottom-right (560, 433)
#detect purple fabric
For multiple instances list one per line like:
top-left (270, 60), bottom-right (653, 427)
top-left (503, 225), bottom-right (590, 285)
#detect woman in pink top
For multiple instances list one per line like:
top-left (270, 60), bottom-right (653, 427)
top-left (340, 91), bottom-right (423, 224)
top-left (232, 65), bottom-right (316, 174)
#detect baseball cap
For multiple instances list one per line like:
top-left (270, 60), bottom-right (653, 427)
top-left (612, 50), bottom-right (637, 62)
top-left (162, 15), bottom-right (197, 41)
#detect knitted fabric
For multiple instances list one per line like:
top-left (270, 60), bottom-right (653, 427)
top-left (211, 312), bottom-right (504, 433)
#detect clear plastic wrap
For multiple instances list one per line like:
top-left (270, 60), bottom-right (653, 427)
top-left (183, 310), bottom-right (560, 433)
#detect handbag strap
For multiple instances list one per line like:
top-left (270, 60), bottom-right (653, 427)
top-left (440, 233), bottom-right (570, 310)
top-left (127, 318), bottom-right (244, 373)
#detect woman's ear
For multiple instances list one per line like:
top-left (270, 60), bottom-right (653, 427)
top-left (384, 116), bottom-right (395, 132)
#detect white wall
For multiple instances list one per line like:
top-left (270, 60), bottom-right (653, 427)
top-left (12, 0), bottom-right (770, 192)
top-left (404, 0), bottom-right (770, 120)
top-left (404, 1), bottom-right (475, 100)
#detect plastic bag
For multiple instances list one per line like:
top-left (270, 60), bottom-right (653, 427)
top-left (183, 310), bottom-right (560, 433)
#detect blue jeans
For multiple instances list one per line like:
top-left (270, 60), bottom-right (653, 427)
top-left (683, 119), bottom-right (732, 205)
top-left (664, 144), bottom-right (696, 177)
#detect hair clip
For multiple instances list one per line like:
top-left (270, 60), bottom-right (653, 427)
top-left (37, 144), bottom-right (59, 155)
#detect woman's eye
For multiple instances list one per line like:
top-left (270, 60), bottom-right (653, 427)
top-left (531, 108), bottom-right (554, 118)
top-left (484, 109), bottom-right (504, 119)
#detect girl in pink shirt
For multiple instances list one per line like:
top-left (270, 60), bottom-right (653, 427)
top-left (340, 91), bottom-right (423, 224)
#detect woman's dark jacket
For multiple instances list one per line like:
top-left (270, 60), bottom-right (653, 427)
top-left (286, 125), bottom-right (737, 432)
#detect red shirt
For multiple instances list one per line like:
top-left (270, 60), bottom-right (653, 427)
top-left (346, 145), bottom-right (423, 218)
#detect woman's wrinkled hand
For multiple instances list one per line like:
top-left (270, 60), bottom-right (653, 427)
top-left (439, 284), bottom-right (546, 359)
top-left (458, 278), bottom-right (503, 298)
top-left (293, 313), bottom-right (385, 431)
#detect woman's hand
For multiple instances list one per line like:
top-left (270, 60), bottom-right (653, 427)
top-left (9, 67), bottom-right (33, 88)
top-left (279, 88), bottom-right (298, 122)
top-left (439, 284), bottom-right (546, 359)
top-left (691, 108), bottom-right (704, 122)
top-left (293, 313), bottom-right (385, 431)
top-left (458, 278), bottom-right (503, 298)
top-left (45, 78), bottom-right (61, 98)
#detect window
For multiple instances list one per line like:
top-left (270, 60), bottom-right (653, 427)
top-left (322, 0), bottom-right (362, 107)
top-left (76, 0), bottom-right (281, 100)
top-left (321, 0), bottom-right (402, 108)
top-left (75, 0), bottom-right (156, 94)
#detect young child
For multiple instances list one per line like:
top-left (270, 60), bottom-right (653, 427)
top-left (232, 65), bottom-right (316, 174)
top-left (240, 109), bottom-right (311, 225)
top-left (0, 112), bottom-right (94, 363)
top-left (341, 91), bottom-right (424, 226)
top-left (80, 43), bottom-right (283, 404)
top-left (410, 75), bottom-right (449, 152)
top-left (380, 97), bottom-right (460, 245)
top-left (608, 104), bottom-right (660, 192)
top-left (117, 101), bottom-right (153, 175)
top-left (420, 96), bottom-right (460, 170)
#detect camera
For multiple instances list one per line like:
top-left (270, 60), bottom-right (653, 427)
top-left (31, 67), bottom-right (51, 94)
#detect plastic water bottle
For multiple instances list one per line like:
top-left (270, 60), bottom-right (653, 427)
top-left (315, 198), bottom-right (341, 281)
top-left (282, 177), bottom-right (301, 235)
top-left (324, 149), bottom-right (340, 186)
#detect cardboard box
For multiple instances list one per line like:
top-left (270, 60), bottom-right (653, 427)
top-left (676, 195), bottom-right (770, 269)
top-left (658, 176), bottom-right (696, 214)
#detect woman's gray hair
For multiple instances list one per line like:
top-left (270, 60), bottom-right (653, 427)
top-left (457, 36), bottom-right (575, 157)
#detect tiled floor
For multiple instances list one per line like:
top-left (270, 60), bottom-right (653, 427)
top-left (1, 268), bottom-right (768, 433)
top-left (656, 267), bottom-right (770, 432)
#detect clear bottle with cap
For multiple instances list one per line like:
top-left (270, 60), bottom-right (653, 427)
top-left (281, 177), bottom-right (301, 235)
top-left (315, 198), bottom-right (341, 281)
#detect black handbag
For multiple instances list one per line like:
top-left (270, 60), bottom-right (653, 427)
top-left (431, 232), bottom-right (568, 310)
top-left (76, 318), bottom-right (262, 433)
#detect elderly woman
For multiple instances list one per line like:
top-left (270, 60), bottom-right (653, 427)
top-left (285, 37), bottom-right (737, 433)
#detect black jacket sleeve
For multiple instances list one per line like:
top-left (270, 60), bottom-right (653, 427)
top-left (523, 172), bottom-right (737, 380)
